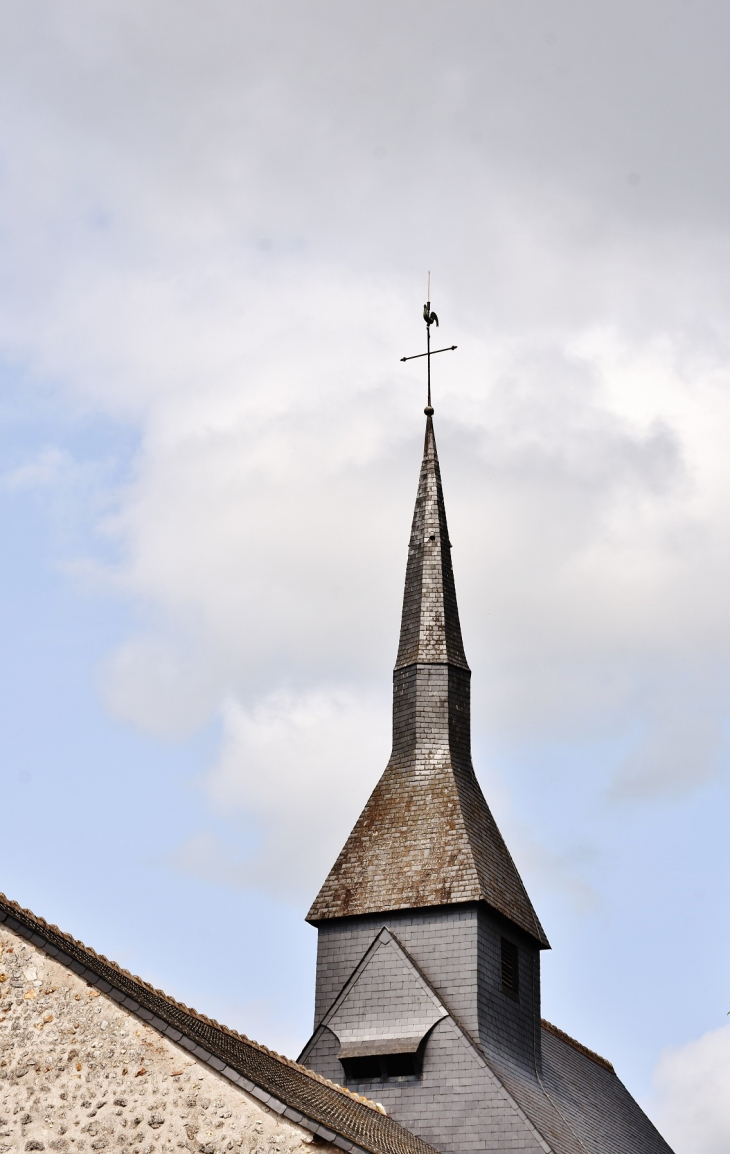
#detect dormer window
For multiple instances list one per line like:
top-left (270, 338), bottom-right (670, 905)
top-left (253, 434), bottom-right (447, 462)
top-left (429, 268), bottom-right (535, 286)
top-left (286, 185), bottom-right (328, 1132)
top-left (501, 937), bottom-right (519, 1000)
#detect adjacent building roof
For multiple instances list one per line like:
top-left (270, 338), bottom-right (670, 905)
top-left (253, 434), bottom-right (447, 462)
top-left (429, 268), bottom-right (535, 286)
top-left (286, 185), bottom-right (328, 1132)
top-left (308, 416), bottom-right (548, 948)
top-left (0, 891), bottom-right (438, 1154)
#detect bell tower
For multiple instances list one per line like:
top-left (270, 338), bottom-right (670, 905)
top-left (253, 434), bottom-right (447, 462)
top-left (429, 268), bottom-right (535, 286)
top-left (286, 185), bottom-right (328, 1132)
top-left (299, 407), bottom-right (549, 1138)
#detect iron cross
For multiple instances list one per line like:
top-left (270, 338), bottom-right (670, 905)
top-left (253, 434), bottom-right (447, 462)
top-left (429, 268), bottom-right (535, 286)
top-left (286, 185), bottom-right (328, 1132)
top-left (400, 275), bottom-right (457, 413)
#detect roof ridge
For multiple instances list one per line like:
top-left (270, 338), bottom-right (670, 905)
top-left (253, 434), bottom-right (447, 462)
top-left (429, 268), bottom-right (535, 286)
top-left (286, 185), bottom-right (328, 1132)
top-left (0, 890), bottom-right (387, 1114)
top-left (541, 1019), bottom-right (615, 1073)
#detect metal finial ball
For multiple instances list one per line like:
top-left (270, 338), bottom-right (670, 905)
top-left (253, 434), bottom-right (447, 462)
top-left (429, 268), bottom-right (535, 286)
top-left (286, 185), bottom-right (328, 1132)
top-left (424, 406), bottom-right (434, 416)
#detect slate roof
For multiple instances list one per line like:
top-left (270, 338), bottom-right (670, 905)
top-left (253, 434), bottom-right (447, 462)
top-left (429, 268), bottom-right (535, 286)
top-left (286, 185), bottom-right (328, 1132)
top-left (489, 1022), bottom-right (676, 1154)
top-left (0, 891), bottom-right (438, 1154)
top-left (539, 1024), bottom-right (674, 1154)
top-left (308, 416), bottom-right (548, 947)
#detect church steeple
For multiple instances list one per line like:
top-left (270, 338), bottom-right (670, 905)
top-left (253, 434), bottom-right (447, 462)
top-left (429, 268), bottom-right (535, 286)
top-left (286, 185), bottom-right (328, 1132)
top-left (307, 413), bottom-right (548, 949)
top-left (395, 415), bottom-right (468, 671)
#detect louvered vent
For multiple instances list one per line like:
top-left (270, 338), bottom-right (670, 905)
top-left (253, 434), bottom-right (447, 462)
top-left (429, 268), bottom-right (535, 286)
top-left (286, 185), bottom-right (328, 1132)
top-left (501, 937), bottom-right (519, 1000)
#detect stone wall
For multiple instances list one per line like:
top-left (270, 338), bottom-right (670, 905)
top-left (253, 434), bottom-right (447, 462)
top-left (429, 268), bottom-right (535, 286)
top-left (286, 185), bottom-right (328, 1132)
top-left (0, 924), bottom-right (331, 1154)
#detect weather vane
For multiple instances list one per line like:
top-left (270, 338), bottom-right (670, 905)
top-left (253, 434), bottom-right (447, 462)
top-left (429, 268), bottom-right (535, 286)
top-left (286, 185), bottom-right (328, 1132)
top-left (400, 272), bottom-right (457, 414)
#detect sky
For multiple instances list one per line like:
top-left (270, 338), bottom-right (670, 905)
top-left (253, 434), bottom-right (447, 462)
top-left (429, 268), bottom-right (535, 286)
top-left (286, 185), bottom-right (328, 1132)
top-left (1, 3), bottom-right (730, 1150)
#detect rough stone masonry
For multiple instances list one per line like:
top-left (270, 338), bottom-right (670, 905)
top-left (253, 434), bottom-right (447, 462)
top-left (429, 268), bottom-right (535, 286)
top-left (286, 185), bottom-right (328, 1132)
top-left (0, 923), bottom-right (331, 1154)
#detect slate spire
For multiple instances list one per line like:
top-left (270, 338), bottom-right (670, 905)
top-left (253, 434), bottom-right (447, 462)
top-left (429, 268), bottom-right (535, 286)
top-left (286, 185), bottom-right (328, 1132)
top-left (307, 414), bottom-right (548, 948)
top-left (394, 415), bottom-right (468, 672)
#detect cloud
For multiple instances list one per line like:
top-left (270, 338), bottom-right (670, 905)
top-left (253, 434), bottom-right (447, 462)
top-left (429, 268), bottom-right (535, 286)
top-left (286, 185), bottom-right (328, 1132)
top-left (3, 447), bottom-right (75, 490)
top-left (174, 685), bottom-right (600, 911)
top-left (41, 292), bottom-right (730, 802)
top-left (646, 1023), bottom-right (730, 1153)
top-left (611, 676), bottom-right (727, 798)
top-left (101, 634), bottom-right (222, 739)
top-left (172, 687), bottom-right (391, 901)
top-left (2, 6), bottom-right (730, 828)
top-left (1, 0), bottom-right (729, 1109)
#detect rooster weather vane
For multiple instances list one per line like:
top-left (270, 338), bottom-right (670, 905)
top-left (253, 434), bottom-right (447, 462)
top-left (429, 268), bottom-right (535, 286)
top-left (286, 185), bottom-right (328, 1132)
top-left (400, 273), bottom-right (457, 414)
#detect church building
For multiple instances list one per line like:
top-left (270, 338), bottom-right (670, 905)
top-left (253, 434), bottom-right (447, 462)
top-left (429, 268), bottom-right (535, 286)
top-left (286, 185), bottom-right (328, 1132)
top-left (0, 371), bottom-right (674, 1153)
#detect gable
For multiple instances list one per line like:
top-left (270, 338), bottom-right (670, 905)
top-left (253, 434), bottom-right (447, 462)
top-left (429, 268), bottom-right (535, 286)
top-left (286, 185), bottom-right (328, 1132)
top-left (0, 893), bottom-right (439, 1154)
top-left (301, 999), bottom-right (552, 1154)
top-left (0, 919), bottom-right (323, 1154)
top-left (322, 931), bottom-right (448, 1059)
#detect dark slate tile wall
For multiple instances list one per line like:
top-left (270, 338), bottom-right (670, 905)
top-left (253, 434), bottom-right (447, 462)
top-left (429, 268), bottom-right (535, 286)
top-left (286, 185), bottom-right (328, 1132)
top-left (313, 905), bottom-right (542, 1073)
top-left (313, 908), bottom-right (481, 1040)
top-left (476, 908), bottom-right (542, 1073)
top-left (305, 1024), bottom-right (342, 1084)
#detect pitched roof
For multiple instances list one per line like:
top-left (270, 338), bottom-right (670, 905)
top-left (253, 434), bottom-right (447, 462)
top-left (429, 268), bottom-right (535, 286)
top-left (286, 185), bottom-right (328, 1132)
top-left (539, 1024), bottom-right (674, 1154)
top-left (541, 1019), bottom-right (614, 1073)
top-left (308, 416), bottom-right (548, 948)
top-left (0, 891), bottom-right (438, 1154)
top-left (486, 1022), bottom-right (674, 1154)
top-left (317, 928), bottom-right (448, 1059)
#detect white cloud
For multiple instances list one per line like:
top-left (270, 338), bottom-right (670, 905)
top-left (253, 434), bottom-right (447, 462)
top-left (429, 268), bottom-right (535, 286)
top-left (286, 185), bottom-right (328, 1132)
top-left (172, 687), bottom-right (391, 901)
top-left (646, 1022), bottom-right (730, 1154)
top-left (50, 292), bottom-right (730, 800)
top-left (3, 447), bottom-right (75, 490)
top-left (101, 634), bottom-right (221, 739)
top-left (2, 6), bottom-right (730, 846)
